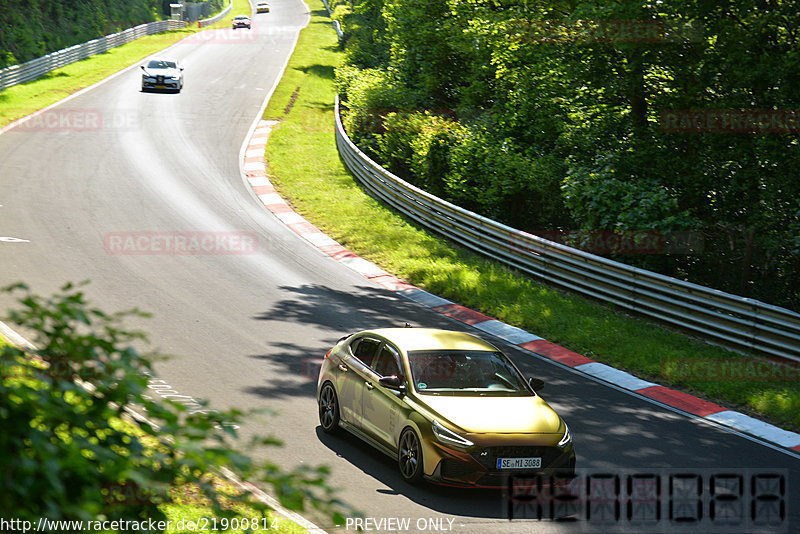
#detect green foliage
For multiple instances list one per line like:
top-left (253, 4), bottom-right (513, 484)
top-left (0, 0), bottom-right (165, 69)
top-left (0, 282), bottom-right (348, 526)
top-left (443, 128), bottom-right (570, 230)
top-left (334, 0), bottom-right (800, 310)
top-left (336, 65), bottom-right (420, 156)
top-left (336, 0), bottom-right (390, 69)
top-left (563, 153), bottom-right (698, 232)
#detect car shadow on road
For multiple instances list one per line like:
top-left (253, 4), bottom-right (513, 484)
top-left (314, 427), bottom-right (513, 519)
top-left (244, 342), bottom-right (320, 399)
top-left (252, 283), bottom-right (442, 331)
top-left (243, 283), bottom-right (453, 400)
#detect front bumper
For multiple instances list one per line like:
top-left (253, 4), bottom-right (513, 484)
top-left (142, 78), bottom-right (180, 90)
top-left (424, 440), bottom-right (576, 488)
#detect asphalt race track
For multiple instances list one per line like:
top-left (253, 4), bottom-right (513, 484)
top-left (1, 1), bottom-right (798, 532)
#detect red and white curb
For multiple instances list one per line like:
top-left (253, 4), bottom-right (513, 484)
top-left (244, 120), bottom-right (800, 455)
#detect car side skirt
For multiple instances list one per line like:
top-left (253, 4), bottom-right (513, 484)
top-left (338, 420), bottom-right (397, 460)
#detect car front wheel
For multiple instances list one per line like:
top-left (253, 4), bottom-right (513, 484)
top-left (398, 428), bottom-right (424, 484)
top-left (318, 383), bottom-right (340, 433)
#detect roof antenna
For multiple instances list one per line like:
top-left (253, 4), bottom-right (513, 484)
top-left (404, 323), bottom-right (413, 328)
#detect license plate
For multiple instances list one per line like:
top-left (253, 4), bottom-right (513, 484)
top-left (496, 457), bottom-right (542, 469)
top-left (155, 85), bottom-right (167, 89)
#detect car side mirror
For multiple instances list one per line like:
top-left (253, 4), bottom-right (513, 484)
top-left (379, 375), bottom-right (406, 393)
top-left (180, 66), bottom-right (184, 71)
top-left (529, 377), bottom-right (545, 391)
top-left (140, 65), bottom-right (145, 70)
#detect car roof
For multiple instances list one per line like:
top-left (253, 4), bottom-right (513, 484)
top-left (357, 328), bottom-right (498, 353)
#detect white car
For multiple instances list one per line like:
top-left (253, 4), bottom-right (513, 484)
top-left (140, 58), bottom-right (184, 93)
top-left (232, 15), bottom-right (251, 29)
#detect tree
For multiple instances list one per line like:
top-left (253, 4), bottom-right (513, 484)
top-left (334, 0), bottom-right (800, 310)
top-left (0, 282), bottom-right (347, 527)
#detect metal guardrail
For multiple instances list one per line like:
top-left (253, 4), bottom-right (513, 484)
top-left (198, 0), bottom-right (233, 28)
top-left (0, 20), bottom-right (187, 91)
top-left (334, 96), bottom-right (800, 362)
top-left (321, 0), bottom-right (344, 40)
top-left (332, 20), bottom-right (344, 41)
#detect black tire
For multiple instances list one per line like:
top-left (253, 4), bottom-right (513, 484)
top-left (398, 428), bottom-right (424, 484)
top-left (318, 383), bottom-right (340, 434)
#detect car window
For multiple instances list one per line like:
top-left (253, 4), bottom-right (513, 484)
top-left (350, 337), bottom-right (381, 363)
top-left (407, 350), bottom-right (531, 396)
top-left (370, 344), bottom-right (401, 378)
top-left (147, 60), bottom-right (176, 69)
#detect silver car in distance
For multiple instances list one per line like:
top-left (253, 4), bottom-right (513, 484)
top-left (140, 58), bottom-right (184, 93)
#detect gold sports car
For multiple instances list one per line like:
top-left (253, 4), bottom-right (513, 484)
top-left (317, 328), bottom-right (575, 487)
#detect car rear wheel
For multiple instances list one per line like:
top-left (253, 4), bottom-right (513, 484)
top-left (398, 428), bottom-right (424, 484)
top-left (318, 383), bottom-right (340, 433)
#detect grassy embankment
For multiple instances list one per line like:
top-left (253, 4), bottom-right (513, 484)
top-left (263, 3), bottom-right (800, 432)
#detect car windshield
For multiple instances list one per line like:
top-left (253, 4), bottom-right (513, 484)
top-left (407, 350), bottom-right (532, 396)
top-left (235, 15), bottom-right (248, 19)
top-left (147, 60), bottom-right (176, 69)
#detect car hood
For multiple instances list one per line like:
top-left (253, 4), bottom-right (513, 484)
top-left (419, 394), bottom-right (564, 434)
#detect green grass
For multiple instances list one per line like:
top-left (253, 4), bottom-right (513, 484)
top-left (0, 0), bottom-right (251, 129)
top-left (263, 4), bottom-right (800, 433)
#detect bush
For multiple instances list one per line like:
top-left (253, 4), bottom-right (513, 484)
top-left (0, 282), bottom-right (347, 525)
top-left (444, 128), bottom-right (570, 230)
top-left (562, 153), bottom-right (698, 233)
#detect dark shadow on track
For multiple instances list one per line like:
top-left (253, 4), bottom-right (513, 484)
top-left (314, 426), bottom-right (511, 518)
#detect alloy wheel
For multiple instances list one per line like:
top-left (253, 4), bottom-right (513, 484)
top-left (318, 383), bottom-right (340, 433)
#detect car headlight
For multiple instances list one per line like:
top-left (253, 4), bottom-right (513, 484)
top-left (432, 420), bottom-right (473, 448)
top-left (557, 424), bottom-right (572, 448)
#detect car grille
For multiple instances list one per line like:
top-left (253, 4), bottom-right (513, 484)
top-left (440, 459), bottom-right (479, 479)
top-left (472, 446), bottom-right (562, 472)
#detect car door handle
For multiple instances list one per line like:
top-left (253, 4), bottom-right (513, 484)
top-left (365, 381), bottom-right (374, 390)
top-left (338, 364), bottom-right (348, 372)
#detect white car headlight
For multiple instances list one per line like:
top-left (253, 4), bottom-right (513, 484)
top-left (432, 420), bottom-right (473, 448)
top-left (558, 424), bottom-right (572, 448)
